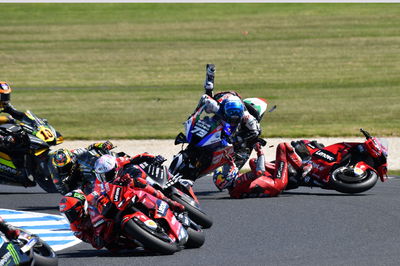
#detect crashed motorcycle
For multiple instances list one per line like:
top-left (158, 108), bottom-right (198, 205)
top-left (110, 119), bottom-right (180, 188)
top-left (0, 111), bottom-right (63, 193)
top-left (137, 161), bottom-right (213, 229)
top-left (286, 129), bottom-right (388, 194)
top-left (89, 177), bottom-right (205, 255)
top-left (0, 227), bottom-right (58, 266)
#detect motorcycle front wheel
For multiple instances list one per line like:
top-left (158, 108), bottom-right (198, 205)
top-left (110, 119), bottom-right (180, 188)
top-left (30, 238), bottom-right (58, 266)
top-left (185, 227), bottom-right (205, 249)
top-left (171, 194), bottom-right (213, 229)
top-left (123, 219), bottom-right (179, 255)
top-left (329, 167), bottom-right (378, 194)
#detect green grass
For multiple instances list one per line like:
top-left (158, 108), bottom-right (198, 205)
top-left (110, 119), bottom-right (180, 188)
top-left (1, 4), bottom-right (400, 139)
top-left (389, 170), bottom-right (400, 177)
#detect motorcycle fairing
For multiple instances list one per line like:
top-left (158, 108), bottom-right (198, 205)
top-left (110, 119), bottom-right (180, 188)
top-left (201, 146), bottom-right (235, 175)
top-left (134, 190), bottom-right (186, 242)
top-left (243, 97), bottom-right (268, 122)
top-left (306, 142), bottom-right (360, 183)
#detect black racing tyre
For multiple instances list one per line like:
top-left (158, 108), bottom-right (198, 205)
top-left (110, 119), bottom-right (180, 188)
top-left (170, 194), bottom-right (213, 229)
top-left (123, 219), bottom-right (179, 255)
top-left (35, 177), bottom-right (58, 193)
top-left (185, 227), bottom-right (205, 249)
top-left (30, 238), bottom-right (58, 266)
top-left (329, 167), bottom-right (378, 194)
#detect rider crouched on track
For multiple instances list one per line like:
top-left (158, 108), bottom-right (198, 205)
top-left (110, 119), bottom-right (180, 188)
top-left (214, 142), bottom-right (306, 198)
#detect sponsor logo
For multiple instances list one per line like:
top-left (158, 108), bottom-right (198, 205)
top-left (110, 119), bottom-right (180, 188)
top-left (157, 200), bottom-right (168, 216)
top-left (307, 143), bottom-right (317, 149)
top-left (7, 244), bottom-right (20, 265)
top-left (144, 220), bottom-right (157, 230)
top-left (113, 187), bottom-right (121, 202)
top-left (313, 150), bottom-right (336, 163)
top-left (276, 161), bottom-right (285, 179)
top-left (93, 219), bottom-right (105, 228)
top-left (0, 164), bottom-right (17, 175)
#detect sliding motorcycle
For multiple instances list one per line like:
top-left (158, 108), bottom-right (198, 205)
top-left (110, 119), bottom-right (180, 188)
top-left (286, 129), bottom-right (388, 194)
top-left (0, 227), bottom-right (58, 265)
top-left (0, 111), bottom-right (63, 192)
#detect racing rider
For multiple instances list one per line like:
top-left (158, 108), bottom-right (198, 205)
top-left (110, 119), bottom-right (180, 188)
top-left (50, 141), bottom-right (116, 195)
top-left (0, 81), bottom-right (27, 150)
top-left (214, 142), bottom-right (305, 198)
top-left (93, 154), bottom-right (185, 213)
top-left (59, 154), bottom-right (185, 252)
top-left (195, 64), bottom-right (261, 183)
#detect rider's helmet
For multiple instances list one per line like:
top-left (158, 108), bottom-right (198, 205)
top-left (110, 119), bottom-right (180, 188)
top-left (51, 148), bottom-right (76, 178)
top-left (94, 154), bottom-right (118, 182)
top-left (223, 96), bottom-right (244, 125)
top-left (59, 190), bottom-right (87, 230)
top-left (213, 164), bottom-right (238, 191)
top-left (0, 82), bottom-right (12, 108)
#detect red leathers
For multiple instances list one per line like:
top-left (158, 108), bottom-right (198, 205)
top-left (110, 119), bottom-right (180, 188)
top-left (228, 143), bottom-right (302, 198)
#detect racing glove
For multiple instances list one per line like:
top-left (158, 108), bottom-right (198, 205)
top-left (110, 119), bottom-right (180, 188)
top-left (89, 141), bottom-right (115, 153)
top-left (0, 218), bottom-right (20, 240)
top-left (153, 155), bottom-right (166, 166)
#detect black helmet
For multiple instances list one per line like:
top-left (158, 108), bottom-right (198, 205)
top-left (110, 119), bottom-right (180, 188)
top-left (0, 82), bottom-right (11, 107)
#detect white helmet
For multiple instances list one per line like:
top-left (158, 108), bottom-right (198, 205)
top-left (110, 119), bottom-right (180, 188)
top-left (94, 154), bottom-right (117, 182)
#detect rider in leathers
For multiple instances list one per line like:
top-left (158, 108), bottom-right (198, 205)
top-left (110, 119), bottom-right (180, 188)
top-left (195, 65), bottom-right (261, 182)
top-left (214, 142), bottom-right (306, 198)
top-left (60, 153), bottom-right (184, 252)
top-left (0, 82), bottom-right (27, 151)
top-left (50, 141), bottom-right (115, 195)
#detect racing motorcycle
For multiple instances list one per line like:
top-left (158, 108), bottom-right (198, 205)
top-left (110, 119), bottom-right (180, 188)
top-left (169, 94), bottom-right (272, 180)
top-left (90, 178), bottom-right (205, 255)
top-left (0, 111), bottom-right (63, 193)
top-left (137, 161), bottom-right (213, 229)
top-left (0, 227), bottom-right (58, 265)
top-left (286, 129), bottom-right (388, 194)
top-left (169, 104), bottom-right (235, 182)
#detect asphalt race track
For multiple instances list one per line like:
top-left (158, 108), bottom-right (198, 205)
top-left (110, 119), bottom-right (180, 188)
top-left (1, 176), bottom-right (400, 266)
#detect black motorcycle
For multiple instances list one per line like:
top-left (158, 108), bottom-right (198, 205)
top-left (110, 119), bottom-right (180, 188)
top-left (0, 228), bottom-right (58, 265)
top-left (0, 111), bottom-right (63, 193)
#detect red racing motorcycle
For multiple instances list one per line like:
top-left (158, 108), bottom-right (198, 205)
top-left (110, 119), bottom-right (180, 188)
top-left (286, 129), bottom-right (388, 194)
top-left (89, 178), bottom-right (205, 255)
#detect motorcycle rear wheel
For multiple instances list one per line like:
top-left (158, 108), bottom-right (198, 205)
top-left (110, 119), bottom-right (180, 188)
top-left (123, 219), bottom-right (179, 255)
top-left (171, 194), bottom-right (213, 229)
top-left (329, 167), bottom-right (378, 194)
